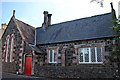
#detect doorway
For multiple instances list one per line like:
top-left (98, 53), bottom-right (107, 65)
top-left (24, 55), bottom-right (32, 75)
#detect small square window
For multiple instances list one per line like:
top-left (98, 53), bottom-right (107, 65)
top-left (49, 49), bottom-right (57, 63)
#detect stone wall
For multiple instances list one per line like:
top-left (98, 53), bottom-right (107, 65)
top-left (37, 39), bottom-right (114, 66)
top-left (2, 18), bottom-right (34, 74)
top-left (34, 38), bottom-right (115, 78)
top-left (2, 18), bottom-right (24, 74)
top-left (34, 64), bottom-right (115, 78)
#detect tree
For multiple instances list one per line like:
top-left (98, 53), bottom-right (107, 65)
top-left (91, 0), bottom-right (104, 7)
top-left (91, 1), bottom-right (120, 78)
top-left (108, 18), bottom-right (120, 79)
top-left (106, 3), bottom-right (120, 79)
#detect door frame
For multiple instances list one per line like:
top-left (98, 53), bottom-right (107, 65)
top-left (23, 53), bottom-right (34, 75)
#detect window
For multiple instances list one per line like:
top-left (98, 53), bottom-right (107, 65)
top-left (49, 50), bottom-right (57, 63)
top-left (10, 36), bottom-right (14, 62)
top-left (5, 36), bottom-right (10, 62)
top-left (78, 47), bottom-right (102, 63)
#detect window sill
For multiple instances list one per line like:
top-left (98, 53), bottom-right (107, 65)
top-left (79, 62), bottom-right (103, 64)
top-left (49, 62), bottom-right (57, 64)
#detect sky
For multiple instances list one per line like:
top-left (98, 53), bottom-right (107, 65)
top-left (0, 0), bottom-right (119, 28)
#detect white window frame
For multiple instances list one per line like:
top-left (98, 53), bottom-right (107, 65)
top-left (10, 36), bottom-right (14, 62)
top-left (78, 47), bottom-right (103, 64)
top-left (5, 37), bottom-right (10, 62)
top-left (49, 49), bottom-right (57, 63)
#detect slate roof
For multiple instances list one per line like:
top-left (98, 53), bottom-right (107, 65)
top-left (31, 46), bottom-right (45, 54)
top-left (15, 19), bottom-right (35, 44)
top-left (36, 12), bottom-right (114, 45)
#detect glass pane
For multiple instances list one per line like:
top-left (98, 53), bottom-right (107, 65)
top-left (78, 48), bottom-right (83, 62)
top-left (84, 48), bottom-right (89, 62)
top-left (49, 50), bottom-right (52, 62)
top-left (91, 47), bottom-right (95, 62)
top-left (6, 37), bottom-right (10, 62)
top-left (54, 50), bottom-right (57, 62)
top-left (10, 37), bottom-right (14, 62)
top-left (97, 47), bottom-right (102, 62)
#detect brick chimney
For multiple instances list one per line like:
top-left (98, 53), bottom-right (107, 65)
top-left (43, 11), bottom-right (48, 26)
top-left (42, 11), bottom-right (48, 29)
top-left (42, 11), bottom-right (52, 29)
top-left (2, 23), bottom-right (7, 30)
top-left (48, 14), bottom-right (52, 26)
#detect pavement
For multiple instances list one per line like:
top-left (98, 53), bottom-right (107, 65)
top-left (1, 72), bottom-right (59, 80)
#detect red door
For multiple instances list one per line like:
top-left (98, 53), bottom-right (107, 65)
top-left (24, 55), bottom-right (32, 75)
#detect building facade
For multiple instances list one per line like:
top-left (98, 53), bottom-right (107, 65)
top-left (34, 11), bottom-right (116, 78)
top-left (2, 10), bottom-right (35, 75)
top-left (1, 3), bottom-right (117, 78)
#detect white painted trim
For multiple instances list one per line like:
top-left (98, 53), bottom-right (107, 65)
top-left (48, 49), bottom-right (57, 63)
top-left (83, 48), bottom-right (85, 62)
top-left (10, 37), bottom-right (14, 62)
top-left (48, 50), bottom-right (50, 63)
top-left (79, 62), bottom-right (103, 64)
top-left (101, 47), bottom-right (103, 62)
top-left (49, 62), bottom-right (57, 63)
top-left (5, 37), bottom-right (10, 62)
top-left (89, 48), bottom-right (91, 63)
top-left (52, 50), bottom-right (54, 62)
top-left (95, 47), bottom-right (97, 62)
top-left (78, 47), bottom-right (102, 64)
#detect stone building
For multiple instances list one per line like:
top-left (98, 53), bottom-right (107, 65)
top-left (1, 3), bottom-right (117, 78)
top-left (2, 10), bottom-right (35, 75)
top-left (34, 4), bottom-right (116, 78)
top-left (0, 23), bottom-right (7, 75)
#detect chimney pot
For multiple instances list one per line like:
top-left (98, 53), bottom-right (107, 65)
top-left (48, 14), bottom-right (52, 26)
top-left (43, 11), bottom-right (48, 14)
top-left (13, 10), bottom-right (15, 17)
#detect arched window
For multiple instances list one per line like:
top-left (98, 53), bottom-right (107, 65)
top-left (10, 34), bottom-right (14, 62)
top-left (5, 35), bottom-right (10, 62)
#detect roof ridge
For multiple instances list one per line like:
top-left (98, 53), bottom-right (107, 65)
top-left (36, 12), bottom-right (114, 45)
top-left (48, 12), bottom-right (112, 27)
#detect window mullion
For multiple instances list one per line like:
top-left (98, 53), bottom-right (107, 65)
top-left (10, 37), bottom-right (14, 62)
top-left (83, 48), bottom-right (85, 62)
top-left (89, 48), bottom-right (91, 63)
top-left (52, 50), bottom-right (53, 63)
top-left (101, 47), bottom-right (103, 62)
top-left (52, 50), bottom-right (54, 63)
top-left (6, 38), bottom-right (10, 62)
top-left (95, 47), bottom-right (97, 62)
top-left (49, 50), bottom-right (50, 63)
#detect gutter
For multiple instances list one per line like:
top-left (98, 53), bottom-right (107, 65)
top-left (34, 28), bottom-right (36, 46)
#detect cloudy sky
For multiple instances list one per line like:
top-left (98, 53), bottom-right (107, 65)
top-left (0, 0), bottom-right (119, 28)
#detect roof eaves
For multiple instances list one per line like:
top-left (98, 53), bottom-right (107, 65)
top-left (36, 35), bottom-right (114, 45)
